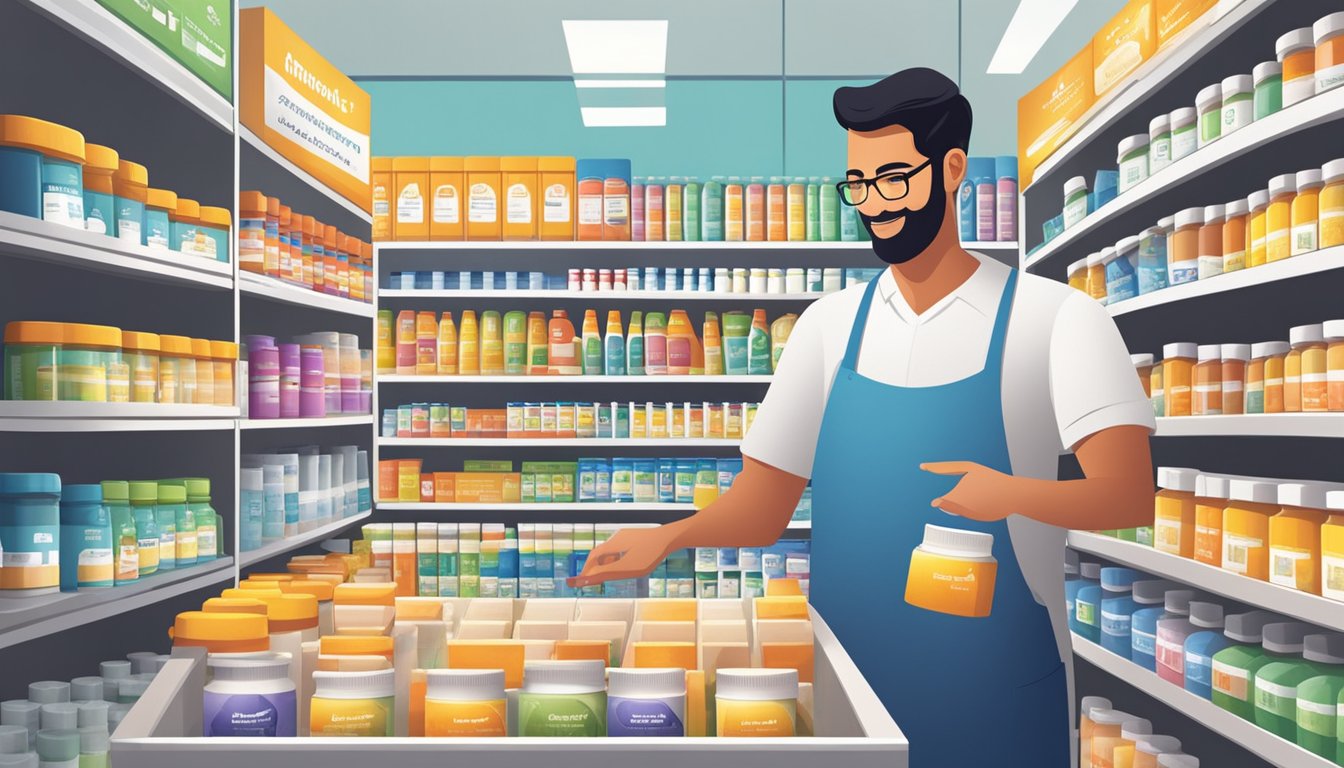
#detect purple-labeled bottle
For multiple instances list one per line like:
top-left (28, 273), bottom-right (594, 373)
top-left (248, 345), bottom-right (280, 419)
top-left (278, 343), bottom-right (301, 418)
top-left (606, 668), bottom-right (685, 737)
top-left (300, 345), bottom-right (326, 418)
top-left (203, 656), bottom-right (296, 737)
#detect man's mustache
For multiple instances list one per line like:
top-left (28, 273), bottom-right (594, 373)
top-left (861, 209), bottom-right (906, 225)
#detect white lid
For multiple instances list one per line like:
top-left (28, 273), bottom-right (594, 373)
top-left (207, 655), bottom-right (292, 683)
top-left (68, 677), bottom-right (103, 703)
top-left (1080, 562), bottom-right (1102, 579)
top-left (918, 524), bottom-right (993, 559)
top-left (1263, 622), bottom-right (1313, 653)
top-left (1163, 342), bottom-right (1197, 359)
top-left (75, 701), bottom-right (107, 729)
top-left (1158, 755), bottom-right (1198, 768)
top-left (522, 659), bottom-right (606, 694)
top-left (1188, 601), bottom-right (1224, 629)
top-left (1269, 173), bottom-right (1296, 197)
top-left (1303, 633), bottom-right (1344, 664)
top-left (1253, 60), bottom-right (1281, 83)
top-left (607, 668), bottom-right (687, 700)
top-left (1170, 107), bottom-right (1197, 128)
top-left (1278, 481), bottom-right (1333, 509)
top-left (1100, 247), bottom-right (1123, 265)
top-left (1067, 258), bottom-right (1089, 275)
top-left (1132, 579), bottom-right (1178, 605)
top-left (1290, 323), bottom-right (1324, 345)
top-left (1248, 189), bottom-right (1270, 210)
top-left (1295, 172), bottom-right (1324, 197)
top-left (425, 669), bottom-right (505, 702)
top-left (1064, 176), bottom-right (1088, 196)
top-left (1220, 343), bottom-right (1250, 361)
top-left (1131, 353), bottom-right (1155, 367)
top-left (1117, 134), bottom-right (1150, 160)
top-left (1220, 74), bottom-right (1252, 96)
top-left (1115, 235), bottom-right (1140, 253)
top-left (1324, 319), bottom-right (1344, 339)
top-left (1149, 114), bottom-right (1170, 134)
top-left (0, 725), bottom-right (26, 753)
top-left (78, 725), bottom-right (108, 755)
top-left (1137, 735), bottom-right (1182, 756)
top-left (1157, 467), bottom-right (1198, 492)
top-left (1314, 12), bottom-right (1344, 44)
top-left (1196, 344), bottom-right (1220, 363)
top-left (716, 668), bottom-right (798, 702)
top-left (1175, 207), bottom-right (1204, 228)
top-left (1157, 215), bottom-right (1176, 229)
top-left (1229, 478), bottom-right (1278, 504)
top-left (1330, 490), bottom-right (1344, 511)
top-left (1164, 589), bottom-right (1196, 615)
top-left (1088, 708), bottom-right (1136, 726)
top-left (40, 703), bottom-right (78, 731)
top-left (1251, 341), bottom-right (1289, 358)
top-left (0, 752), bottom-right (36, 767)
top-left (27, 681), bottom-right (69, 704)
top-left (1087, 250), bottom-right (1108, 267)
top-left (1195, 83), bottom-right (1222, 108)
top-left (117, 679), bottom-right (148, 697)
top-left (98, 661), bottom-right (130, 680)
top-left (1277, 27), bottom-right (1315, 56)
top-left (1224, 198), bottom-right (1248, 217)
top-left (312, 669), bottom-right (395, 700)
top-left (1323, 158), bottom-right (1344, 183)
top-left (1100, 567), bottom-right (1142, 592)
top-left (1223, 610), bottom-right (1279, 642)
top-left (1202, 204), bottom-right (1225, 223)
top-left (1140, 225), bottom-right (1163, 239)
top-left (1196, 473), bottom-right (1233, 499)
top-left (1120, 718), bottom-right (1153, 741)
top-left (1080, 696), bottom-right (1111, 719)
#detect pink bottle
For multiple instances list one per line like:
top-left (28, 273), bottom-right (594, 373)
top-left (278, 343), bottom-right (301, 418)
top-left (1154, 590), bottom-right (1198, 685)
top-left (249, 346), bottom-right (280, 419)
top-left (300, 346), bottom-right (326, 418)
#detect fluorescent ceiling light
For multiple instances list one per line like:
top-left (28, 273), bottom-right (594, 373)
top-left (580, 107), bottom-right (667, 127)
top-left (562, 20), bottom-right (668, 74)
top-left (574, 79), bottom-right (666, 89)
top-left (986, 0), bottom-right (1079, 74)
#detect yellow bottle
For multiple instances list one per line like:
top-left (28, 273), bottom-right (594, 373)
top-left (1265, 173), bottom-right (1295, 263)
top-left (904, 524), bottom-right (996, 618)
top-left (665, 178), bottom-right (684, 242)
top-left (703, 312), bottom-right (724, 376)
top-left (416, 311), bottom-right (438, 375)
top-left (526, 311), bottom-right (548, 375)
top-left (1154, 467), bottom-right (1197, 559)
top-left (786, 178), bottom-right (806, 241)
top-left (458, 311), bottom-right (480, 376)
top-left (667, 310), bottom-right (704, 375)
top-left (1269, 482), bottom-right (1329, 594)
top-left (1321, 504), bottom-right (1344, 603)
top-left (375, 310), bottom-right (394, 374)
top-left (480, 311), bottom-right (503, 375)
top-left (437, 312), bottom-right (458, 375)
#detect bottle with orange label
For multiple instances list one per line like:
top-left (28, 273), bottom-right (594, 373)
top-left (424, 669), bottom-right (507, 737)
top-left (1193, 473), bottom-right (1232, 567)
top-left (904, 524), bottom-right (997, 617)
top-left (715, 668), bottom-right (798, 737)
top-left (1223, 478), bottom-right (1278, 581)
top-left (310, 669), bottom-right (395, 737)
top-left (1154, 467), bottom-right (1198, 558)
top-left (415, 312), bottom-right (438, 375)
top-left (458, 311), bottom-right (480, 376)
top-left (1268, 482), bottom-right (1330, 594)
top-left (1162, 343), bottom-right (1197, 417)
top-left (548, 310), bottom-right (580, 375)
top-left (437, 312), bottom-right (457, 375)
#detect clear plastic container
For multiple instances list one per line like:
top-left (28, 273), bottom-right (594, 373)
top-left (121, 331), bottom-right (160, 404)
top-left (191, 338), bottom-right (214, 405)
top-left (158, 334), bottom-right (193, 405)
top-left (3, 321), bottom-right (62, 400)
top-left (211, 341), bottom-right (237, 407)
top-left (59, 323), bottom-right (124, 402)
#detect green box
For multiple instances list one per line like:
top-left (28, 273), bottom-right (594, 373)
top-left (465, 460), bottom-right (514, 473)
top-left (97, 0), bottom-right (232, 99)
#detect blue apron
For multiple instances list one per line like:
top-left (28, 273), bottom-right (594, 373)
top-left (810, 269), bottom-right (1069, 766)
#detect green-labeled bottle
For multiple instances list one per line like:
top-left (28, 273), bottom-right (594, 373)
top-left (840, 199), bottom-right (861, 241)
top-left (503, 311), bottom-right (528, 375)
top-left (722, 311), bottom-right (751, 375)
top-left (683, 178), bottom-right (701, 242)
top-left (102, 480), bottom-right (138, 584)
top-left (701, 176), bottom-right (724, 241)
top-left (626, 311), bottom-right (645, 375)
top-left (128, 481), bottom-right (160, 576)
top-left (1253, 622), bottom-right (1321, 738)
top-left (747, 309), bottom-right (772, 375)
top-left (1293, 633), bottom-right (1344, 760)
top-left (820, 177), bottom-right (839, 241)
top-left (518, 660), bottom-right (607, 736)
top-left (184, 478), bottom-right (216, 562)
top-left (159, 482), bottom-right (195, 569)
top-left (1211, 610), bottom-right (1276, 719)
top-left (805, 176), bottom-right (821, 241)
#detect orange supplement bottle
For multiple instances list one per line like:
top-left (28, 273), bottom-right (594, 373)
top-left (1264, 341), bottom-right (1289, 413)
top-left (1154, 467), bottom-right (1198, 559)
top-left (576, 175), bottom-right (603, 241)
top-left (371, 157), bottom-right (393, 241)
top-left (393, 157), bottom-right (430, 241)
top-left (457, 311), bottom-right (480, 376)
top-left (1265, 173), bottom-right (1296, 263)
top-left (1285, 323), bottom-right (1326, 413)
top-left (1326, 319), bottom-right (1344, 411)
top-left (1247, 190), bottom-right (1270, 268)
top-left (1269, 482), bottom-right (1330, 594)
top-left (1222, 198), bottom-right (1248, 272)
top-left (416, 311), bottom-right (438, 375)
top-left (1198, 204), bottom-right (1225, 280)
top-left (766, 177), bottom-right (787, 241)
top-left (465, 156), bottom-right (502, 241)
top-left (1220, 343), bottom-right (1250, 415)
top-left (1192, 344), bottom-right (1222, 416)
top-left (1162, 343), bottom-right (1197, 417)
top-left (1194, 473), bottom-right (1232, 567)
top-left (538, 156), bottom-right (576, 241)
top-left (278, 205), bottom-right (296, 283)
top-left (1132, 353), bottom-right (1154, 399)
top-left (1223, 478), bottom-right (1279, 581)
top-left (1322, 158), bottom-right (1344, 248)
top-left (725, 177), bottom-right (745, 241)
top-left (238, 191), bottom-right (267, 275)
top-left (603, 173), bottom-right (631, 241)
top-left (1291, 168), bottom-right (1323, 256)
top-left (501, 156), bottom-right (538, 241)
top-left (429, 156), bottom-right (465, 241)
top-left (904, 524), bottom-right (996, 617)
top-left (746, 177), bottom-right (766, 241)
top-left (1323, 492), bottom-right (1344, 602)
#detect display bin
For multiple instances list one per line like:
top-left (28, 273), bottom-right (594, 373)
top-left (112, 603), bottom-right (907, 767)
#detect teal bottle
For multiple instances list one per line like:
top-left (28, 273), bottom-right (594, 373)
top-left (604, 311), bottom-right (626, 376)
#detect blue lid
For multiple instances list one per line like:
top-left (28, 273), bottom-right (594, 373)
top-left (59, 484), bottom-right (103, 504)
top-left (995, 156), bottom-right (1018, 179)
top-left (966, 157), bottom-right (996, 180)
top-left (1100, 567), bottom-right (1144, 591)
top-left (0, 472), bottom-right (61, 496)
top-left (575, 158), bottom-right (632, 183)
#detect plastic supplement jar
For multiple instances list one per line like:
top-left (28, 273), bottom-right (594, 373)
top-left (1063, 176), bottom-right (1088, 229)
top-left (1150, 355), bottom-right (1164, 417)
top-left (121, 331), bottom-right (159, 404)
top-left (1133, 354), bottom-right (1154, 399)
top-left (1220, 74), bottom-right (1253, 136)
top-left (171, 611), bottom-right (268, 654)
top-left (1156, 593), bottom-right (1199, 685)
top-left (82, 143), bottom-right (118, 236)
top-left (1222, 198), bottom-right (1248, 272)
top-left (424, 669), bottom-right (506, 737)
top-left (1169, 208), bottom-right (1201, 285)
top-left (1170, 108), bottom-right (1197, 162)
top-left (1196, 83), bottom-right (1222, 148)
top-left (1099, 567), bottom-right (1144, 657)
top-left (1248, 341), bottom-right (1288, 413)
top-left (3, 321), bottom-right (62, 400)
top-left (111, 159), bottom-right (147, 244)
top-left (1192, 344), bottom-right (1222, 415)
top-left (196, 207), bottom-right (231, 262)
top-left (157, 334), bottom-right (191, 405)
top-left (1247, 190), bottom-right (1270, 267)
top-left (1148, 115), bottom-right (1172, 174)
top-left (904, 523), bottom-right (996, 617)
top-left (1086, 250), bottom-right (1109, 304)
top-left (1285, 323), bottom-right (1325, 412)
top-left (1266, 341), bottom-right (1290, 413)
top-left (1267, 174), bottom-right (1297, 263)
top-left (1067, 258), bottom-right (1088, 293)
top-left (1106, 236), bottom-right (1140, 303)
top-left (518, 659), bottom-right (607, 737)
top-left (1194, 472), bottom-right (1232, 566)
top-left (1314, 12), bottom-right (1344, 95)
top-left (310, 669), bottom-right (395, 737)
top-left (1294, 633), bottom-right (1344, 758)
top-left (190, 338), bottom-right (214, 405)
top-left (1326, 319), bottom-right (1344, 411)
top-left (716, 668), bottom-right (798, 737)
top-left (1137, 225), bottom-right (1169, 294)
top-left (1292, 168), bottom-right (1323, 256)
top-left (1278, 27), bottom-right (1316, 106)
top-left (1117, 134), bottom-right (1149, 193)
top-left (170, 198), bottom-right (200, 255)
top-left (1253, 60), bottom-right (1283, 119)
top-left (143, 188), bottom-right (176, 249)
top-left (1162, 343), bottom-right (1197, 416)
top-left (606, 667), bottom-right (686, 737)
top-left (184, 478), bottom-right (217, 562)
top-left (60, 324), bottom-right (124, 403)
top-left (211, 341), bottom-right (236, 407)
top-left (1155, 467), bottom-right (1198, 557)
top-left (0, 472), bottom-right (61, 594)
top-left (1324, 490), bottom-right (1344, 603)
top-left (1197, 204), bottom-right (1225, 280)
top-left (1271, 482), bottom-right (1330, 594)
top-left (1221, 344), bottom-right (1250, 415)
top-left (0, 115), bottom-right (85, 229)
top-left (1210, 610), bottom-right (1279, 719)
top-left (1321, 158), bottom-right (1344, 248)
top-left (1224, 478), bottom-right (1279, 580)
top-left (203, 655), bottom-right (296, 737)
top-left (1183, 601), bottom-right (1230, 700)
top-left (1255, 625), bottom-right (1328, 739)
top-left (1128, 581), bottom-right (1175, 668)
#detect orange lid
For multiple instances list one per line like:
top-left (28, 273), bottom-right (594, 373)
top-left (159, 334), bottom-right (193, 356)
top-left (391, 156), bottom-right (429, 172)
top-left (266, 196), bottom-right (279, 216)
top-left (323, 224), bottom-right (338, 246)
top-left (4, 321), bottom-right (63, 345)
top-left (113, 160), bottom-right (148, 187)
top-left (342, 234), bottom-right (360, 253)
top-left (538, 156), bottom-right (576, 172)
top-left (198, 206), bottom-right (231, 229)
top-left (172, 198), bottom-right (200, 221)
top-left (0, 115), bottom-right (85, 164)
top-left (465, 156), bottom-right (500, 172)
top-left (239, 191), bottom-right (267, 213)
top-left (210, 340), bottom-right (237, 360)
top-left (64, 323), bottom-right (121, 348)
top-left (202, 597), bottom-right (269, 615)
top-left (121, 331), bottom-right (161, 353)
top-left (279, 579), bottom-right (335, 601)
top-left (84, 143), bottom-right (120, 174)
top-left (223, 587), bottom-right (283, 600)
top-left (500, 156), bottom-right (538, 172)
top-left (429, 157), bottom-right (463, 172)
top-left (320, 635), bottom-right (394, 660)
top-left (245, 572), bottom-right (296, 583)
top-left (171, 611), bottom-right (269, 651)
top-left (146, 188), bottom-right (178, 210)
top-left (372, 157), bottom-right (393, 172)
top-left (334, 582), bottom-right (396, 606)
top-left (191, 338), bottom-right (212, 359)
top-left (303, 216), bottom-right (318, 236)
top-left (251, 592), bottom-right (320, 623)
top-left (278, 204), bottom-right (291, 222)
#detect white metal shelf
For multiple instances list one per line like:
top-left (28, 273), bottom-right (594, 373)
top-left (378, 437), bottom-right (742, 447)
top-left (1067, 532), bottom-right (1344, 632)
top-left (0, 557), bottom-right (234, 650)
top-left (378, 375), bottom-right (773, 385)
top-left (0, 402), bottom-right (239, 432)
top-left (239, 272), bottom-right (377, 318)
top-left (1024, 0), bottom-right (1272, 189)
top-left (239, 126), bottom-right (373, 225)
top-left (238, 511), bottom-right (372, 568)
top-left (1155, 414), bottom-right (1344, 438)
top-left (21, 0), bottom-right (234, 132)
top-left (0, 211), bottom-right (234, 290)
top-left (1073, 636), bottom-right (1338, 768)
top-left (379, 289), bottom-right (826, 302)
top-left (241, 415), bottom-right (374, 431)
top-left (1107, 246), bottom-right (1344, 316)
top-left (374, 501), bottom-right (811, 530)
top-left (376, 240), bottom-right (1015, 251)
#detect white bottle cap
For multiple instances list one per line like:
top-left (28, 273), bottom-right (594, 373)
top-left (1087, 250), bottom-right (1109, 267)
top-left (1115, 235), bottom-right (1140, 254)
top-left (0, 725), bottom-right (26, 753)
top-left (40, 703), bottom-right (78, 731)
top-left (1313, 12), bottom-right (1344, 45)
top-left (1080, 696), bottom-right (1111, 719)
top-left (1064, 176), bottom-right (1088, 197)
top-left (1157, 215), bottom-right (1176, 230)
top-left (1080, 562), bottom-right (1102, 580)
top-left (1323, 158), bottom-right (1344, 184)
top-left (1157, 754), bottom-right (1198, 768)
top-left (1162, 342), bottom-right (1197, 360)
top-left (1250, 341), bottom-right (1289, 358)
top-left (918, 524), bottom-right (993, 559)
top-left (1228, 478), bottom-right (1278, 504)
top-left (1224, 198), bottom-right (1248, 217)
top-left (1117, 134), bottom-right (1150, 162)
top-left (1269, 173), bottom-right (1296, 198)
top-left (522, 659), bottom-right (606, 694)
top-left (607, 668), bottom-right (687, 700)
top-left (1220, 343), bottom-right (1250, 362)
top-left (1303, 633), bottom-right (1344, 664)
top-left (1196, 344), bottom-right (1220, 363)
top-left (1248, 189), bottom-right (1270, 210)
top-left (1223, 610), bottom-right (1279, 642)
top-left (1149, 114), bottom-right (1170, 135)
top-left (1296, 169), bottom-right (1323, 192)
top-left (98, 661), bottom-right (130, 681)
top-left (1332, 490), bottom-right (1344, 512)
top-left (207, 655), bottom-right (292, 682)
top-left (1220, 74), bottom-right (1252, 97)
top-left (27, 682), bottom-right (69, 705)
top-left (1202, 204), bottom-right (1225, 224)
top-left (1323, 319), bottom-right (1344, 339)
top-left (1065, 549), bottom-right (1080, 576)
top-left (1174, 207), bottom-right (1203, 229)
top-left (1188, 601), bottom-right (1224, 629)
top-left (1132, 580), bottom-right (1178, 605)
top-left (1067, 258), bottom-right (1089, 276)
top-left (425, 669), bottom-right (505, 702)
top-left (1136, 735), bottom-right (1182, 756)
top-left (1120, 718), bottom-right (1152, 742)
top-left (1101, 247), bottom-right (1123, 265)
top-left (67, 678), bottom-right (103, 704)
top-left (1195, 83), bottom-right (1222, 109)
top-left (1253, 60), bottom-right (1281, 84)
top-left (1195, 473), bottom-right (1233, 499)
top-left (312, 669), bottom-right (395, 700)
top-left (1278, 481), bottom-right (1334, 509)
top-left (1131, 353), bottom-right (1155, 367)
top-left (1164, 589), bottom-right (1197, 615)
top-left (1157, 467), bottom-right (1198, 492)
top-left (715, 668), bottom-right (798, 702)
top-left (1262, 622), bottom-right (1313, 653)
top-left (1290, 323), bottom-right (1324, 345)
top-left (75, 701), bottom-right (108, 730)
top-left (1088, 708), bottom-right (1135, 726)
top-left (78, 726), bottom-right (108, 756)
top-left (1277, 28), bottom-right (1314, 58)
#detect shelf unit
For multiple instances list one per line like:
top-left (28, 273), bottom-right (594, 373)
top-left (379, 289), bottom-right (825, 302)
top-left (1154, 414), bottom-right (1344, 438)
top-left (240, 415), bottom-right (375, 431)
top-left (238, 511), bottom-right (373, 568)
top-left (378, 240), bottom-right (1016, 251)
top-left (378, 437), bottom-right (743, 447)
top-left (239, 272), bottom-right (377, 318)
top-left (378, 374), bottom-right (773, 385)
top-left (1073, 637), bottom-right (1337, 768)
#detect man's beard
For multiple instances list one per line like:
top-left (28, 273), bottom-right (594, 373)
top-left (861, 166), bottom-right (948, 265)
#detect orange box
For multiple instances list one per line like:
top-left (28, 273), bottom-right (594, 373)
top-left (554, 640), bottom-right (612, 664)
top-left (429, 157), bottom-right (464, 241)
top-left (433, 472), bottom-right (456, 503)
top-left (538, 156), bottom-right (576, 240)
top-left (633, 642), bottom-right (697, 670)
top-left (447, 640), bottom-right (525, 689)
top-left (372, 157), bottom-right (393, 241)
top-left (501, 157), bottom-right (539, 241)
top-left (761, 642), bottom-right (815, 684)
top-left (1156, 0), bottom-right (1217, 49)
top-left (465, 156), bottom-right (502, 241)
top-left (392, 157), bottom-right (430, 241)
top-left (378, 460), bottom-right (398, 501)
top-left (1017, 43), bottom-right (1095, 187)
top-left (239, 8), bottom-right (371, 213)
top-left (637, 599), bottom-right (697, 622)
top-left (453, 472), bottom-right (521, 504)
top-left (1092, 0), bottom-right (1155, 96)
top-left (754, 596), bottom-right (809, 620)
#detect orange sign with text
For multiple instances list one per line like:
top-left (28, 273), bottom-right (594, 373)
top-left (1093, 0), bottom-right (1157, 97)
top-left (1156, 0), bottom-right (1219, 49)
top-left (1017, 43), bottom-right (1095, 188)
top-left (240, 8), bottom-right (372, 213)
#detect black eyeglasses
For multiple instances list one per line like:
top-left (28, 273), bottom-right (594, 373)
top-left (837, 159), bottom-right (933, 206)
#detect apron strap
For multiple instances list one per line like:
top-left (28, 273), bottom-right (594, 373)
top-left (840, 272), bottom-right (884, 371)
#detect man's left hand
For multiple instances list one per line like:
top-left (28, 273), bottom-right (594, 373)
top-left (920, 461), bottom-right (1017, 522)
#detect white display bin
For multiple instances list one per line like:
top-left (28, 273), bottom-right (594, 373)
top-left (112, 604), bottom-right (907, 767)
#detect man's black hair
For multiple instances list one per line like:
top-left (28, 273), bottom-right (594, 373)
top-left (833, 68), bottom-right (972, 161)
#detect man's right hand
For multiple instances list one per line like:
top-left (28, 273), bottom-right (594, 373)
top-left (568, 525), bottom-right (679, 588)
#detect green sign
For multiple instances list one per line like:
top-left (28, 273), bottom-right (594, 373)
top-left (97, 0), bottom-right (233, 100)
